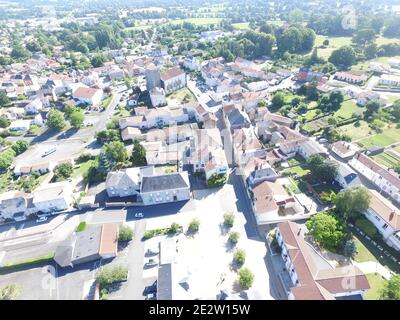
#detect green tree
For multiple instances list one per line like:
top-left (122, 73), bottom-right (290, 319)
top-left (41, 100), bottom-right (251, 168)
top-left (238, 268), bottom-right (254, 289)
top-left (0, 116), bottom-right (10, 128)
top-left (380, 274), bottom-right (400, 300)
top-left (223, 212), bottom-right (235, 228)
top-left (271, 92), bottom-right (286, 109)
top-left (228, 231), bottom-right (240, 245)
top-left (352, 28), bottom-right (376, 46)
top-left (0, 284), bottom-right (22, 300)
top-left (91, 54), bottom-right (106, 67)
top-left (0, 91), bottom-right (10, 107)
top-left (364, 101), bottom-right (380, 120)
top-left (11, 45), bottom-right (31, 60)
top-left (96, 129), bottom-right (120, 144)
top-left (343, 239), bottom-right (356, 258)
top-left (233, 249), bottom-right (246, 265)
top-left (305, 212), bottom-right (346, 252)
top-left (46, 109), bottom-right (66, 131)
top-left (69, 110), bottom-right (84, 128)
top-left (96, 265), bottom-right (128, 289)
top-left (118, 225), bottom-right (134, 242)
top-left (188, 218), bottom-right (200, 233)
top-left (11, 139), bottom-right (29, 155)
top-left (131, 139), bottom-right (147, 167)
top-left (103, 141), bottom-right (128, 164)
top-left (53, 163), bottom-right (73, 181)
top-left (0, 148), bottom-right (16, 171)
top-left (307, 154), bottom-right (338, 182)
top-left (334, 187), bottom-right (370, 221)
top-left (328, 45), bottom-right (356, 69)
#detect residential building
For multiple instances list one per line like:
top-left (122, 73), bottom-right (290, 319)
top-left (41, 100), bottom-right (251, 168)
top-left (334, 71), bottom-right (368, 84)
top-left (276, 221), bottom-right (370, 300)
top-left (149, 87), bottom-right (167, 107)
top-left (364, 190), bottom-right (400, 251)
top-left (54, 223), bottom-right (118, 267)
top-left (121, 127), bottom-right (143, 142)
top-left (379, 74), bottom-right (400, 87)
top-left (251, 180), bottom-right (304, 225)
top-left (349, 153), bottom-right (400, 203)
top-left (0, 191), bottom-right (36, 221)
top-left (331, 141), bottom-right (358, 160)
top-left (8, 119), bottom-right (31, 132)
top-left (183, 57), bottom-right (202, 71)
top-left (139, 171), bottom-right (191, 205)
top-left (106, 166), bottom-right (154, 198)
top-left (146, 64), bottom-right (161, 91)
top-left (335, 163), bottom-right (362, 189)
top-left (160, 67), bottom-right (187, 94)
top-left (298, 140), bottom-right (328, 160)
top-left (24, 98), bottom-right (43, 114)
top-left (72, 87), bottom-right (103, 106)
top-left (32, 181), bottom-right (73, 213)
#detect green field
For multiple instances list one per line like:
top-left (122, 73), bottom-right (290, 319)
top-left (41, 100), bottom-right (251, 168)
top-left (358, 127), bottom-right (400, 148)
top-left (232, 22), bottom-right (250, 30)
top-left (372, 151), bottom-right (400, 168)
top-left (334, 99), bottom-right (362, 119)
top-left (169, 18), bottom-right (223, 26)
top-left (315, 36), bottom-right (352, 59)
top-left (364, 273), bottom-right (386, 300)
top-left (124, 24), bottom-right (153, 31)
top-left (72, 159), bottom-right (95, 179)
top-left (338, 120), bottom-right (373, 140)
top-left (353, 237), bottom-right (377, 263)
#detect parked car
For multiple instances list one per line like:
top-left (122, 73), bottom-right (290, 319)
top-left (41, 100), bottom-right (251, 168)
top-left (36, 216), bottom-right (48, 223)
top-left (135, 212), bottom-right (144, 218)
top-left (146, 248), bottom-right (159, 256)
top-left (145, 293), bottom-right (156, 300)
top-left (144, 258), bottom-right (158, 268)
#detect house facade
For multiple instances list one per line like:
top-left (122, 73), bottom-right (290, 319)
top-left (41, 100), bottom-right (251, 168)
top-left (32, 181), bottom-right (74, 213)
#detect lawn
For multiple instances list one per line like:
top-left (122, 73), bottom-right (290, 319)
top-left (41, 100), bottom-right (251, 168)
top-left (76, 222), bottom-right (87, 232)
top-left (353, 236), bottom-right (377, 263)
top-left (358, 127), bottom-right (400, 148)
top-left (334, 99), bottom-right (362, 119)
top-left (372, 152), bottom-right (400, 168)
top-left (101, 94), bottom-right (114, 109)
top-left (364, 273), bottom-right (386, 300)
top-left (283, 165), bottom-right (310, 178)
top-left (304, 109), bottom-right (319, 121)
top-left (72, 159), bottom-right (95, 179)
top-left (338, 120), bottom-right (372, 140)
top-left (167, 87), bottom-right (196, 103)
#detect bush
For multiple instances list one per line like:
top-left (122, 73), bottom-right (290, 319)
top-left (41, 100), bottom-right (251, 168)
top-left (207, 173), bottom-right (227, 188)
top-left (0, 284), bottom-right (22, 300)
top-left (355, 218), bottom-right (377, 238)
top-left (233, 249), bottom-right (246, 265)
top-left (228, 231), bottom-right (240, 245)
top-left (96, 265), bottom-right (128, 289)
top-left (223, 213), bottom-right (235, 228)
top-left (77, 153), bottom-right (95, 164)
top-left (75, 222), bottom-right (87, 232)
top-left (118, 225), bottom-right (134, 242)
top-left (344, 239), bottom-right (356, 258)
top-left (100, 288), bottom-right (109, 300)
top-left (188, 218), bottom-right (200, 233)
top-left (238, 268), bottom-right (254, 290)
top-left (169, 222), bottom-right (181, 234)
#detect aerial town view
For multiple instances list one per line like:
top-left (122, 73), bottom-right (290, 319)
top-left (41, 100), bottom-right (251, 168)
top-left (0, 0), bottom-right (399, 304)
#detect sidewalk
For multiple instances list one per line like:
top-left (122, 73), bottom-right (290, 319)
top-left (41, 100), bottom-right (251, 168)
top-left (352, 261), bottom-right (393, 280)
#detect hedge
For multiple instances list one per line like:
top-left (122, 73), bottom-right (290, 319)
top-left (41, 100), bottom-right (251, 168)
top-left (355, 218), bottom-right (377, 238)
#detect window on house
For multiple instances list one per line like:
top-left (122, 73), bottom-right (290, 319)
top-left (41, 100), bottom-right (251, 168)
top-left (383, 223), bottom-right (388, 230)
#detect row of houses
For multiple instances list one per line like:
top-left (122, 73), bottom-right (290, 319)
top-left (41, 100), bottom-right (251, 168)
top-left (0, 181), bottom-right (74, 222)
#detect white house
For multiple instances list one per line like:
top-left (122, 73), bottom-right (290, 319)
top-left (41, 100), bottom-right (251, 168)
top-left (160, 67), bottom-right (187, 94)
top-left (379, 74), bottom-right (400, 87)
top-left (364, 190), bottom-right (400, 251)
top-left (24, 98), bottom-right (43, 114)
top-left (8, 119), bottom-right (31, 132)
top-left (0, 191), bottom-right (37, 221)
top-left (149, 87), bottom-right (167, 107)
top-left (32, 181), bottom-right (74, 213)
top-left (349, 153), bottom-right (400, 203)
top-left (331, 141), bottom-right (358, 160)
top-left (183, 57), bottom-right (202, 71)
top-left (72, 87), bottom-right (103, 106)
top-left (276, 221), bottom-right (370, 300)
top-left (335, 163), bottom-right (362, 189)
top-left (139, 171), bottom-right (191, 205)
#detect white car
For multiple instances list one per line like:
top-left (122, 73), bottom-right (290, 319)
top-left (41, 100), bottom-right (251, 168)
top-left (135, 212), bottom-right (144, 218)
top-left (36, 216), bottom-right (48, 223)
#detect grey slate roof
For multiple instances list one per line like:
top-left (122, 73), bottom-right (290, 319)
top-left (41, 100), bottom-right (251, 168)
top-left (157, 263), bottom-right (173, 300)
top-left (141, 172), bottom-right (189, 193)
top-left (228, 108), bottom-right (249, 127)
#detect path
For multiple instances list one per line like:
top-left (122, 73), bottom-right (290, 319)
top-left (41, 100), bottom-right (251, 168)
top-left (353, 261), bottom-right (393, 280)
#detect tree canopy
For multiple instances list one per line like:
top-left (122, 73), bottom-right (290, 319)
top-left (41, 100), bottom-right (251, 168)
top-left (334, 187), bottom-right (370, 221)
top-left (131, 139), bottom-right (147, 167)
top-left (307, 154), bottom-right (338, 183)
top-left (46, 109), bottom-right (66, 131)
top-left (328, 45), bottom-right (357, 69)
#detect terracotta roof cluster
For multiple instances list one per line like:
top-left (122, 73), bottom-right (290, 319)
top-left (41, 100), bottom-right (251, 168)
top-left (368, 190), bottom-right (400, 230)
top-left (160, 67), bottom-right (185, 81)
top-left (278, 221), bottom-right (370, 300)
